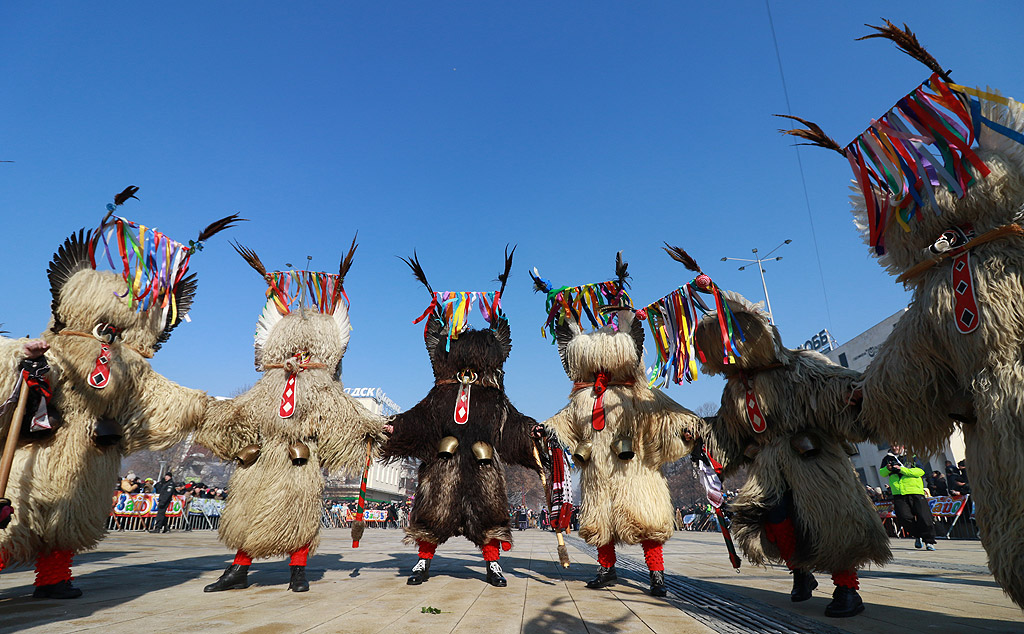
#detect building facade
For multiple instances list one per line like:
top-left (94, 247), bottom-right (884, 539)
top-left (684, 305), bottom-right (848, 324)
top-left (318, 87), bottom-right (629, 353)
top-left (322, 387), bottom-right (418, 503)
top-left (824, 310), bottom-right (964, 490)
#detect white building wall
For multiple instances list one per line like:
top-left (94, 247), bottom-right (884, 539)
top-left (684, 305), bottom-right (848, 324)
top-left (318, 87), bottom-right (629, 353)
top-left (344, 387), bottom-right (408, 500)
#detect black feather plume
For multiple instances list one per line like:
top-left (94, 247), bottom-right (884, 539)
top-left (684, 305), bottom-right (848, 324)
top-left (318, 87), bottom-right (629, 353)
top-left (231, 241), bottom-right (268, 278)
top-left (495, 244), bottom-right (516, 294)
top-left (858, 20), bottom-right (950, 80)
top-left (663, 243), bottom-right (703, 273)
top-left (399, 251), bottom-right (435, 298)
top-left (197, 213), bottom-right (246, 243)
top-left (155, 273), bottom-right (197, 351)
top-left (113, 185), bottom-right (140, 206)
top-left (614, 251), bottom-right (630, 289)
top-left (775, 115), bottom-right (846, 155)
top-left (47, 229), bottom-right (94, 331)
top-left (338, 233), bottom-right (359, 283)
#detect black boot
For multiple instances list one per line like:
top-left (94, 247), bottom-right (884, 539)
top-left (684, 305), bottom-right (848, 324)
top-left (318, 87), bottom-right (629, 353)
top-left (824, 586), bottom-right (865, 618)
top-left (649, 570), bottom-right (667, 597)
top-left (288, 565), bottom-right (309, 592)
top-left (790, 569), bottom-right (818, 602)
top-left (585, 566), bottom-right (617, 589)
top-left (203, 564), bottom-right (249, 592)
top-left (407, 558), bottom-right (431, 585)
top-left (32, 580), bottom-right (83, 599)
top-left (485, 561), bottom-right (507, 587)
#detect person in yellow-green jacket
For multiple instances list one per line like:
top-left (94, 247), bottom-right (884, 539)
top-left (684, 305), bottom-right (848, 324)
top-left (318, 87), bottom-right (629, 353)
top-left (880, 446), bottom-right (936, 551)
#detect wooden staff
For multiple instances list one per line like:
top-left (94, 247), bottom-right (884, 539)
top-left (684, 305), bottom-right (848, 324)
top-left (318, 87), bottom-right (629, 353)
top-left (0, 371), bottom-right (30, 499)
top-left (351, 438), bottom-right (374, 547)
top-left (532, 443), bottom-right (570, 568)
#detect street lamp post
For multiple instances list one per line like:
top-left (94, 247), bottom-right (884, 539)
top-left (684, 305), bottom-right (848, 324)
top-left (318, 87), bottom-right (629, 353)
top-left (721, 239), bottom-right (792, 324)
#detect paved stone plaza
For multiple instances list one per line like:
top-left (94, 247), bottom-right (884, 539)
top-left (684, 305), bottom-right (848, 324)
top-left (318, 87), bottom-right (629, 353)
top-left (0, 528), bottom-right (1020, 634)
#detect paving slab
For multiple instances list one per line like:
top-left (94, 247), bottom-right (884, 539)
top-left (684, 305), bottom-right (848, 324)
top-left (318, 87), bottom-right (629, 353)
top-left (0, 527), bottom-right (1021, 633)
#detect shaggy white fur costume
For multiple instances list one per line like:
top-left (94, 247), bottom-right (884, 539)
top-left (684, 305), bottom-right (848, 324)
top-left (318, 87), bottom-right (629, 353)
top-left (694, 293), bottom-right (891, 574)
top-left (0, 265), bottom-right (208, 570)
top-left (855, 94), bottom-right (1024, 607)
top-left (542, 310), bottom-right (698, 547)
top-left (197, 295), bottom-right (386, 561)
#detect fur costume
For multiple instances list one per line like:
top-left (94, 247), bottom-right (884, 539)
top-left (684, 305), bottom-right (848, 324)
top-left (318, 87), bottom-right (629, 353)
top-left (381, 249), bottom-right (540, 588)
top-left (533, 255), bottom-right (698, 596)
top-left (781, 22), bottom-right (1024, 608)
top-left (0, 189), bottom-right (239, 597)
top-left (693, 289), bottom-right (890, 617)
top-left (197, 239), bottom-right (387, 593)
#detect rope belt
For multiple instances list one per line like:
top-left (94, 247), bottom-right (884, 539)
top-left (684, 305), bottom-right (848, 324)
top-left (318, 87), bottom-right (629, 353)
top-left (897, 223), bottom-right (1024, 284)
top-left (57, 329), bottom-right (153, 359)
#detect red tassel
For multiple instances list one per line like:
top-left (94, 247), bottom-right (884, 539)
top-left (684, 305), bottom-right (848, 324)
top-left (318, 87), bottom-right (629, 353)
top-left (832, 569), bottom-right (859, 589)
top-left (35, 550), bottom-right (73, 586)
top-left (233, 550), bottom-right (253, 566)
top-left (763, 518), bottom-right (797, 569)
top-left (482, 540), bottom-right (500, 562)
top-left (417, 540), bottom-right (437, 560)
top-left (289, 544), bottom-right (310, 567)
top-left (597, 543), bottom-right (616, 568)
top-left (641, 540), bottom-right (664, 572)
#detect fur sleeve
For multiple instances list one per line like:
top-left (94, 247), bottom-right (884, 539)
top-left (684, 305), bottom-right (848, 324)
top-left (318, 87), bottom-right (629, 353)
top-left (541, 404), bottom-right (580, 451)
top-left (380, 396), bottom-right (439, 463)
top-left (120, 363), bottom-right (209, 455)
top-left (859, 310), bottom-right (960, 453)
top-left (641, 389), bottom-right (700, 467)
top-left (316, 391), bottom-right (389, 474)
top-left (494, 399), bottom-right (543, 473)
top-left (193, 397), bottom-right (258, 461)
top-left (698, 416), bottom-right (747, 477)
top-left (789, 352), bottom-right (867, 443)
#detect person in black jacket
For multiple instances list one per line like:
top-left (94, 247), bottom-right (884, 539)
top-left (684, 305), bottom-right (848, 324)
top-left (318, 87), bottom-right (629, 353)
top-left (151, 473), bottom-right (179, 534)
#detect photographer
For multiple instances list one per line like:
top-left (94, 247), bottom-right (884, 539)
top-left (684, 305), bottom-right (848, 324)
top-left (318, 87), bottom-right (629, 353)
top-left (880, 446), bottom-right (937, 551)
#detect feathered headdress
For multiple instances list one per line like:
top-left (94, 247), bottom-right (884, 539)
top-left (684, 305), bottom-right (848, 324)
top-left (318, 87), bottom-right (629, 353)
top-left (48, 186), bottom-right (241, 343)
top-left (638, 245), bottom-right (745, 386)
top-left (530, 252), bottom-right (632, 339)
top-left (778, 20), bottom-right (1024, 255)
top-left (234, 235), bottom-right (358, 368)
top-left (402, 245), bottom-right (516, 351)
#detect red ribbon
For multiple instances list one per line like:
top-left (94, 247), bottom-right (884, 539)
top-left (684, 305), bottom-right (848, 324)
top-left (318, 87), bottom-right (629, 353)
top-left (591, 371), bottom-right (609, 431)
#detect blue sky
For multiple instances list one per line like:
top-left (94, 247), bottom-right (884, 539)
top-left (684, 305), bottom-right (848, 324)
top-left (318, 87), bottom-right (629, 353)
top-left (2, 2), bottom-right (1021, 419)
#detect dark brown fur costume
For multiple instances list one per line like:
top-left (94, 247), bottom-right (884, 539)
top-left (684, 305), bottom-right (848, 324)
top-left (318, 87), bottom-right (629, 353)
top-left (381, 257), bottom-right (539, 549)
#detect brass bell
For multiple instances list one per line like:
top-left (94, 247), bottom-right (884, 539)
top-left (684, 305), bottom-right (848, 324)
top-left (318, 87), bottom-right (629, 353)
top-left (471, 441), bottom-right (494, 464)
top-left (234, 444), bottom-right (261, 467)
top-left (288, 441), bottom-right (310, 466)
top-left (572, 440), bottom-right (593, 464)
top-left (612, 435), bottom-right (635, 461)
top-left (438, 436), bottom-right (459, 458)
top-left (93, 418), bottom-right (123, 447)
top-left (790, 432), bottom-right (821, 458)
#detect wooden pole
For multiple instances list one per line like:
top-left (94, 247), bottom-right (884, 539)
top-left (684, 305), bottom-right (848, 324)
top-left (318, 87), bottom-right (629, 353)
top-left (532, 443), bottom-right (570, 568)
top-left (351, 438), bottom-right (374, 548)
top-left (0, 371), bottom-right (30, 498)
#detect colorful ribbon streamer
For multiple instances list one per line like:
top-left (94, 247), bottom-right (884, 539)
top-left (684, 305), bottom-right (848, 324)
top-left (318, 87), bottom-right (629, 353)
top-left (412, 291), bottom-right (502, 351)
top-left (539, 280), bottom-right (631, 339)
top-left (89, 216), bottom-right (192, 325)
top-left (264, 270), bottom-right (349, 316)
top-left (640, 279), bottom-right (745, 387)
top-left (845, 73), bottom-right (1022, 255)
